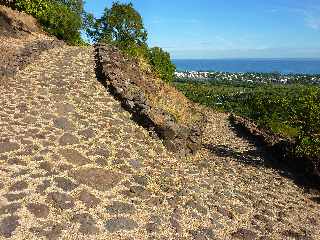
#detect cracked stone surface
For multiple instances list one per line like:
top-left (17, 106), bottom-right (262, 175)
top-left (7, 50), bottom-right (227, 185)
top-left (0, 45), bottom-right (319, 239)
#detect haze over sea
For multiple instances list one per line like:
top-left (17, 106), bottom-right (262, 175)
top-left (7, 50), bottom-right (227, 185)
top-left (173, 59), bottom-right (320, 75)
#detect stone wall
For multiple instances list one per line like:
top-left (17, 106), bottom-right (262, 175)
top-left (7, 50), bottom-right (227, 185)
top-left (95, 44), bottom-right (206, 157)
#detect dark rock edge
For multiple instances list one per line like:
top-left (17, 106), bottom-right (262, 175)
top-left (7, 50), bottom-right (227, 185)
top-left (95, 44), bottom-right (206, 157)
top-left (229, 114), bottom-right (320, 182)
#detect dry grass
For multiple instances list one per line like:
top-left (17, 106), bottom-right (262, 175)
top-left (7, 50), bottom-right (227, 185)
top-left (135, 60), bottom-right (203, 126)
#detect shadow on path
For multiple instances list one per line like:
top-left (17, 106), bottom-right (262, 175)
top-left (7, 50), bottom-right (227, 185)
top-left (204, 119), bottom-right (320, 200)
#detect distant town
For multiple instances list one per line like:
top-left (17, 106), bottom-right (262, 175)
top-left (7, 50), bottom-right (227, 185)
top-left (175, 71), bottom-right (320, 85)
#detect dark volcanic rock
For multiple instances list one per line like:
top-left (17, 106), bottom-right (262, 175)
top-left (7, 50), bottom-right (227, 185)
top-left (231, 228), bottom-right (258, 240)
top-left (0, 203), bottom-right (21, 215)
top-left (59, 149), bottom-right (90, 166)
top-left (27, 203), bottom-right (50, 218)
top-left (58, 133), bottom-right (79, 146)
top-left (106, 201), bottom-right (136, 215)
top-left (47, 192), bottom-right (75, 210)
top-left (95, 44), bottom-right (206, 157)
top-left (0, 215), bottom-right (20, 238)
top-left (78, 190), bottom-right (101, 208)
top-left (105, 217), bottom-right (138, 233)
top-left (69, 167), bottom-right (121, 191)
top-left (54, 177), bottom-right (78, 192)
top-left (0, 142), bottom-right (19, 154)
top-left (29, 222), bottom-right (63, 240)
top-left (72, 213), bottom-right (99, 235)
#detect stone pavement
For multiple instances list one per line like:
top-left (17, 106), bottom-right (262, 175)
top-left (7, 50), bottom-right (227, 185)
top-left (0, 46), bottom-right (319, 239)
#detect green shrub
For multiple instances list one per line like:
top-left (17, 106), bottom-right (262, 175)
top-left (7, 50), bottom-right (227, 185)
top-left (148, 47), bottom-right (176, 83)
top-left (13, 0), bottom-right (83, 45)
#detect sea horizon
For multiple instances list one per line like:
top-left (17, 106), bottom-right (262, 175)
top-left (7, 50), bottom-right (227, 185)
top-left (173, 58), bottom-right (320, 75)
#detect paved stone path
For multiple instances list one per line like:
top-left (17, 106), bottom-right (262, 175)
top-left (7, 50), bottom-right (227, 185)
top-left (0, 46), bottom-right (319, 239)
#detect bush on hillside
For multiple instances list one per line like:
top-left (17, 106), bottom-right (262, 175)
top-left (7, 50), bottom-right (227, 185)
top-left (148, 47), bottom-right (176, 83)
top-left (11, 0), bottom-right (83, 44)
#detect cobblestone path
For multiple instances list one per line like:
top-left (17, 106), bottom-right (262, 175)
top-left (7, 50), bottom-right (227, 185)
top-left (0, 46), bottom-right (319, 240)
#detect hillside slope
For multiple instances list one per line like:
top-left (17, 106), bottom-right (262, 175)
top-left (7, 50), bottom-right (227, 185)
top-left (0, 5), bottom-right (319, 240)
top-left (0, 5), bottom-right (63, 80)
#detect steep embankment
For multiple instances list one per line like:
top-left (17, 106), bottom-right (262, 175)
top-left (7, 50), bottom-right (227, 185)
top-left (96, 44), bottom-right (206, 157)
top-left (0, 5), bottom-right (319, 240)
top-left (0, 5), bottom-right (63, 80)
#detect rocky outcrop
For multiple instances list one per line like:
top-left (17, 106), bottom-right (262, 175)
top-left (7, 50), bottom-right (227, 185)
top-left (95, 44), bottom-right (206, 157)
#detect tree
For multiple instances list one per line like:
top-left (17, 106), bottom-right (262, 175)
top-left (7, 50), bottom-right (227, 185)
top-left (149, 47), bottom-right (176, 83)
top-left (86, 1), bottom-right (176, 83)
top-left (91, 2), bottom-right (147, 46)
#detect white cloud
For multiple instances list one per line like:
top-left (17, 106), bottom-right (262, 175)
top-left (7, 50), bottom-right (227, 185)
top-left (305, 14), bottom-right (320, 30)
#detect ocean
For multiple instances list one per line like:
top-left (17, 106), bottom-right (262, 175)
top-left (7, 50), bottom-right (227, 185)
top-left (173, 59), bottom-right (320, 75)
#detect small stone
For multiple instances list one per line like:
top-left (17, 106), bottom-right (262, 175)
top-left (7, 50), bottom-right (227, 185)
top-left (105, 217), bottom-right (138, 233)
top-left (78, 128), bottom-right (96, 139)
top-left (30, 222), bottom-right (63, 240)
top-left (58, 133), bottom-right (79, 146)
top-left (170, 217), bottom-right (181, 233)
top-left (4, 193), bottom-right (27, 202)
top-left (0, 142), bottom-right (19, 154)
top-left (231, 228), bottom-right (258, 240)
top-left (133, 175), bottom-right (148, 186)
top-left (95, 157), bottom-right (108, 167)
top-left (59, 149), bottom-right (90, 166)
top-left (9, 181), bottom-right (28, 192)
top-left (128, 159), bottom-right (142, 169)
top-left (282, 230), bottom-right (312, 240)
top-left (147, 197), bottom-right (164, 207)
top-left (216, 206), bottom-right (233, 219)
top-left (36, 180), bottom-right (51, 194)
top-left (72, 213), bottom-right (99, 235)
top-left (7, 158), bottom-right (27, 166)
top-left (78, 190), bottom-right (101, 208)
top-left (56, 103), bottom-right (74, 115)
top-left (189, 228), bottom-right (215, 240)
top-left (185, 200), bottom-right (207, 215)
top-left (0, 215), bottom-right (20, 238)
top-left (0, 203), bottom-right (21, 215)
top-left (145, 222), bottom-right (159, 234)
top-left (39, 161), bottom-right (54, 172)
top-left (27, 203), bottom-right (49, 218)
top-left (53, 117), bottom-right (73, 130)
top-left (69, 167), bottom-right (121, 191)
top-left (58, 163), bottom-right (73, 172)
top-left (89, 148), bottom-right (109, 157)
top-left (47, 192), bottom-right (75, 210)
top-left (106, 201), bottom-right (136, 214)
top-left (54, 177), bottom-right (78, 192)
top-left (128, 185), bottom-right (150, 199)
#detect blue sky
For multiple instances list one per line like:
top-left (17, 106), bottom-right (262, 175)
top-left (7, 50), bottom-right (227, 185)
top-left (84, 0), bottom-right (320, 59)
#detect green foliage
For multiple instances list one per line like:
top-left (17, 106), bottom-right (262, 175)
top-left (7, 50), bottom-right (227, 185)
top-left (89, 1), bottom-right (147, 46)
top-left (13, 0), bottom-right (83, 45)
top-left (176, 81), bottom-right (320, 161)
top-left (86, 1), bottom-right (175, 83)
top-left (148, 47), bottom-right (176, 83)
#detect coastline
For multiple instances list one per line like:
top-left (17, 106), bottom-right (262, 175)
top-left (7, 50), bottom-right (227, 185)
top-left (173, 58), bottom-right (320, 75)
